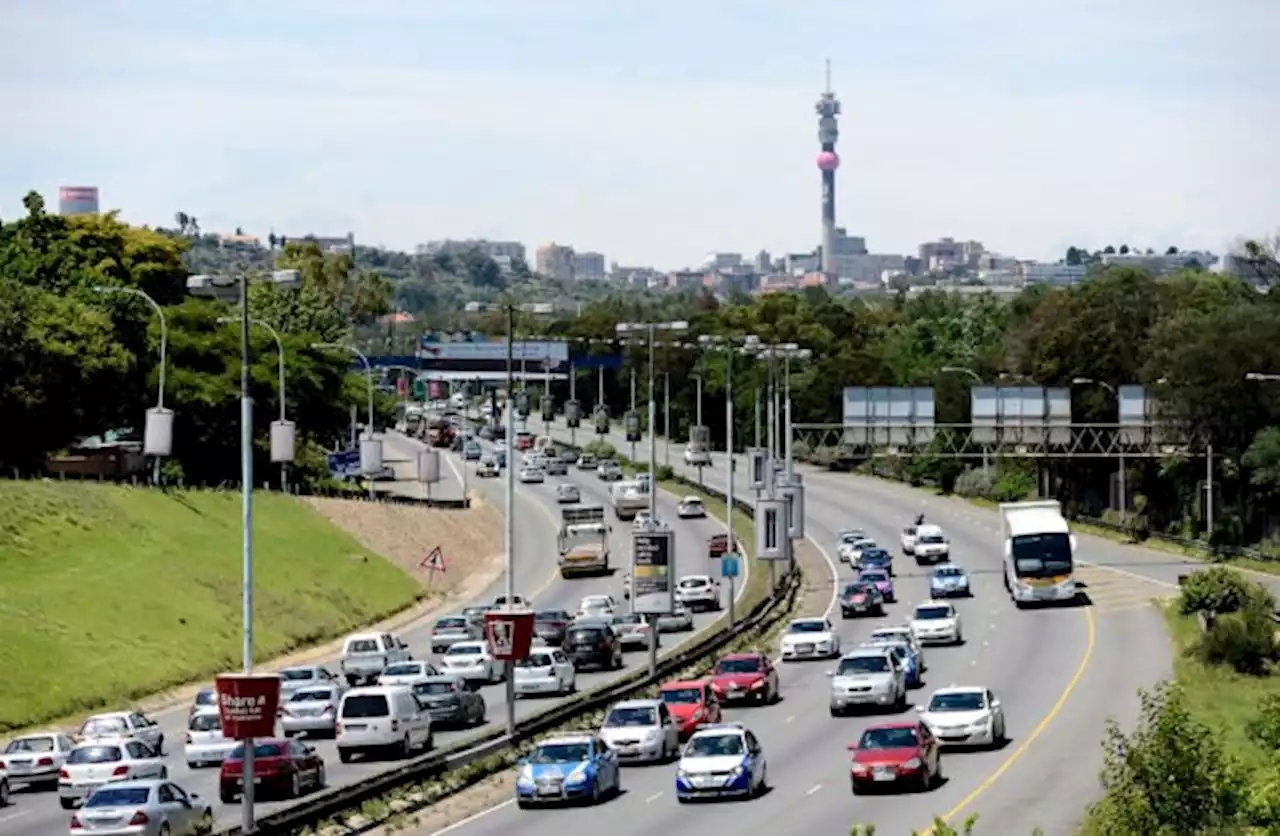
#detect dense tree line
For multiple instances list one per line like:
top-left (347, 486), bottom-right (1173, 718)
top-left (0, 191), bottom-right (395, 488)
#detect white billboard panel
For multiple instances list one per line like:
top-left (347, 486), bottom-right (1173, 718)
top-left (1046, 387), bottom-right (1071, 445)
top-left (912, 387), bottom-right (936, 444)
top-left (1118, 384), bottom-right (1146, 446)
top-left (971, 386), bottom-right (999, 444)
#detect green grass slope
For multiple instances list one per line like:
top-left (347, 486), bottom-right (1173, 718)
top-left (0, 480), bottom-right (422, 732)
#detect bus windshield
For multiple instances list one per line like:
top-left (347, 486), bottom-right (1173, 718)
top-left (1011, 533), bottom-right (1073, 577)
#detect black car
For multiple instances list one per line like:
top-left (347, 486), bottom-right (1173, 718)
top-left (563, 620), bottom-right (623, 671)
top-left (840, 581), bottom-right (886, 618)
top-left (534, 609), bottom-right (572, 645)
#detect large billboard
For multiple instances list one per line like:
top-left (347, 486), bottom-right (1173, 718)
top-left (841, 387), bottom-right (935, 446)
top-left (58, 186), bottom-right (99, 216)
top-left (970, 386), bottom-right (1071, 444)
top-left (631, 529), bottom-right (674, 615)
top-left (416, 335), bottom-right (569, 374)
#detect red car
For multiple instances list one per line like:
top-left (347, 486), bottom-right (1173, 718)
top-left (706, 534), bottom-right (741, 559)
top-left (515, 432), bottom-right (536, 451)
top-left (659, 680), bottom-right (723, 738)
top-left (219, 738), bottom-right (326, 803)
top-left (848, 721), bottom-right (942, 794)
top-left (708, 652), bottom-right (779, 705)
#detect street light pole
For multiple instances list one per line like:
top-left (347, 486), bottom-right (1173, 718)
top-left (220, 317), bottom-right (289, 493)
top-left (630, 367), bottom-right (637, 462)
top-left (663, 371), bottom-right (671, 467)
top-left (93, 286), bottom-right (168, 485)
top-left (313, 342), bottom-right (377, 499)
top-left (503, 306), bottom-right (517, 735)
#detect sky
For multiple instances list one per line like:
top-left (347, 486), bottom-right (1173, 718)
top-left (2, 0), bottom-right (1278, 268)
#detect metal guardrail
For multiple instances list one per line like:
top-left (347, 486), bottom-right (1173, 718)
top-left (215, 447), bottom-right (791, 835)
top-left (1073, 514), bottom-right (1277, 562)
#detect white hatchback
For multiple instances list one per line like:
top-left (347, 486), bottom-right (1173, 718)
top-left (910, 601), bottom-right (963, 645)
top-left (183, 710), bottom-right (236, 769)
top-left (514, 648), bottom-right (577, 697)
top-left (336, 686), bottom-right (433, 762)
top-left (440, 641), bottom-right (502, 684)
top-left (59, 740), bottom-right (166, 809)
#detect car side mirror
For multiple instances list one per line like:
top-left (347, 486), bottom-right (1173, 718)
top-left (913, 705), bottom-right (923, 712)
top-left (824, 670), bottom-right (834, 677)
top-left (846, 743), bottom-right (859, 751)
top-left (990, 700), bottom-right (1001, 708)
top-left (1069, 534), bottom-right (1078, 552)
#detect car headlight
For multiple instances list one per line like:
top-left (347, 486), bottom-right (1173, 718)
top-left (517, 765), bottom-right (534, 785)
top-left (903, 757), bottom-right (922, 769)
top-left (970, 720), bottom-right (991, 732)
top-left (566, 763), bottom-right (589, 784)
top-left (729, 765), bottom-right (745, 779)
top-left (644, 729), bottom-right (660, 742)
top-left (676, 767), bottom-right (689, 779)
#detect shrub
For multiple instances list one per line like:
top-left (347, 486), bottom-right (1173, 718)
top-left (1179, 567), bottom-right (1276, 616)
top-left (1246, 695), bottom-right (1280, 752)
top-left (582, 440), bottom-right (617, 458)
top-left (953, 467), bottom-right (995, 499)
top-left (1192, 608), bottom-right (1278, 675)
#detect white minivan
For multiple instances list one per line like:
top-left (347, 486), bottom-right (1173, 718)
top-left (336, 686), bottom-right (433, 763)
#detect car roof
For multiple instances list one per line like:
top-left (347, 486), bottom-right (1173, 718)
top-left (342, 685), bottom-right (411, 696)
top-left (930, 685), bottom-right (985, 696)
top-left (86, 711), bottom-right (130, 720)
top-left (933, 563), bottom-right (964, 572)
top-left (98, 779), bottom-right (165, 790)
top-left (611, 698), bottom-right (661, 710)
top-left (917, 524), bottom-right (944, 535)
top-left (790, 617), bottom-right (828, 625)
top-left (721, 651), bottom-right (765, 660)
top-left (681, 496), bottom-right (702, 502)
top-left (661, 679), bottom-right (707, 690)
top-left (689, 723), bottom-right (746, 736)
top-left (843, 646), bottom-right (893, 658)
top-left (538, 733), bottom-right (594, 746)
top-left (446, 640), bottom-right (486, 649)
top-left (862, 721), bottom-right (921, 732)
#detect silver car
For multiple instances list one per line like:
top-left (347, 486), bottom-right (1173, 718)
top-left (72, 779), bottom-right (212, 835)
top-left (280, 684), bottom-right (343, 738)
top-left (2, 732), bottom-right (76, 789)
top-left (183, 710), bottom-right (236, 768)
top-left (656, 603), bottom-right (695, 633)
top-left (60, 741), bottom-right (167, 809)
top-left (545, 457), bottom-right (568, 476)
top-left (598, 699), bottom-right (681, 763)
top-left (827, 648), bottom-right (907, 716)
top-left (432, 615), bottom-right (479, 653)
top-left (278, 665), bottom-right (339, 701)
top-left (609, 613), bottom-right (653, 650)
top-left (411, 676), bottom-right (487, 728)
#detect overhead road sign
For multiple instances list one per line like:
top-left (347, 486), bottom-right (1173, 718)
top-left (841, 387), bottom-right (936, 448)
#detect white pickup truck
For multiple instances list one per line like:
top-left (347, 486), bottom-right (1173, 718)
top-left (611, 479), bottom-right (650, 521)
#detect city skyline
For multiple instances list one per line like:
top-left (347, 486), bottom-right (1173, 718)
top-left (2, 0), bottom-right (1276, 267)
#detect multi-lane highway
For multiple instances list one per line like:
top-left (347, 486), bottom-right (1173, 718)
top-left (427, 419), bottom-right (1186, 836)
top-left (3, 426), bottom-right (742, 836)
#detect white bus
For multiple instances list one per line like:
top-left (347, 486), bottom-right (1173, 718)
top-left (999, 501), bottom-right (1079, 607)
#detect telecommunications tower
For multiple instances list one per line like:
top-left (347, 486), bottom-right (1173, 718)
top-left (815, 59), bottom-right (841, 282)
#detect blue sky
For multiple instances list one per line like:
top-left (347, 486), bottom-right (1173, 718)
top-left (3, 0), bottom-right (1277, 267)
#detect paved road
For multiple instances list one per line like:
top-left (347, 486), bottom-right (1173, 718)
top-left (431, 420), bottom-right (1179, 836)
top-left (3, 428), bottom-right (741, 836)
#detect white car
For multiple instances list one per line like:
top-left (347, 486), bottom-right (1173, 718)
top-left (910, 601), bottom-right (963, 645)
top-left (59, 740), bottom-right (167, 809)
top-left (868, 626), bottom-right (928, 672)
top-left (1, 732), bottom-right (76, 789)
top-left (912, 525), bottom-right (950, 563)
top-left (656, 603), bottom-right (695, 633)
top-left (477, 457), bottom-right (499, 477)
top-left (676, 496), bottom-right (706, 518)
top-left (71, 779), bottom-right (213, 836)
top-left (918, 686), bottom-right (1007, 748)
top-left (779, 617), bottom-right (841, 661)
top-left (440, 641), bottom-right (502, 684)
top-left (900, 525), bottom-right (919, 555)
top-left (183, 710), bottom-right (236, 768)
top-left (519, 466), bottom-right (546, 484)
top-left (633, 510), bottom-right (656, 529)
top-left (378, 660), bottom-right (441, 687)
top-left (597, 461), bottom-right (624, 481)
top-left (557, 483), bottom-right (581, 503)
top-left (577, 594), bottom-right (617, 618)
top-left (838, 528), bottom-right (867, 549)
top-left (514, 648), bottom-right (577, 697)
top-left (827, 647), bottom-right (907, 715)
top-left (839, 538), bottom-right (876, 565)
top-left (674, 575), bottom-right (721, 612)
top-left (683, 446), bottom-right (711, 466)
top-left (77, 711), bottom-right (165, 754)
top-left (599, 699), bottom-right (681, 763)
top-left (675, 723), bottom-right (768, 801)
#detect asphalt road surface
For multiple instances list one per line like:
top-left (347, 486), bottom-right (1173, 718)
top-left (431, 419), bottom-right (1184, 836)
top-left (3, 426), bottom-right (744, 836)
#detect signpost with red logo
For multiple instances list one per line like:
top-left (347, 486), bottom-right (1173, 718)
top-left (484, 608), bottom-right (536, 661)
top-left (215, 674), bottom-right (281, 738)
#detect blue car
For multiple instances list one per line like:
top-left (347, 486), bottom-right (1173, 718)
top-left (865, 640), bottom-right (922, 688)
top-left (516, 733), bottom-right (620, 808)
top-left (930, 564), bottom-right (971, 598)
top-left (858, 548), bottom-right (894, 576)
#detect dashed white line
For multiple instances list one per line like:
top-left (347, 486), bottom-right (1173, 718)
top-left (806, 783), bottom-right (823, 795)
top-left (785, 714), bottom-right (796, 724)
top-left (645, 791), bottom-right (664, 803)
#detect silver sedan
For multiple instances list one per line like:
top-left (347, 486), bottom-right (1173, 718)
top-left (71, 779), bottom-right (212, 835)
top-left (280, 684), bottom-right (343, 738)
top-left (656, 604), bottom-right (695, 633)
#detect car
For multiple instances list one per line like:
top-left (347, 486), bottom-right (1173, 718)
top-left (674, 574), bottom-right (721, 611)
top-left (930, 563), bottom-right (972, 598)
top-left (411, 676), bottom-right (487, 728)
top-left (900, 525), bottom-right (919, 556)
top-left (918, 686), bottom-right (1007, 748)
top-left (609, 612), bottom-right (653, 650)
top-left (838, 528), bottom-right (868, 546)
top-left (377, 660), bottom-right (441, 687)
top-left (656, 602), bottom-right (695, 633)
top-left (556, 483), bottom-right (581, 503)
top-left (492, 448), bottom-right (507, 468)
top-left (910, 601), bottom-right (964, 645)
top-left (515, 733), bottom-right (620, 808)
top-left (439, 641), bottom-right (502, 684)
top-left (340, 631), bottom-right (412, 686)
top-left (864, 640), bottom-right (922, 689)
top-left (779, 617), bottom-right (842, 660)
top-left (848, 721), bottom-right (942, 794)
top-left (219, 738), bottom-right (326, 802)
top-left (534, 609), bottom-right (572, 645)
top-left (577, 453), bottom-right (598, 470)
top-left (460, 605), bottom-right (492, 630)
top-left (545, 456), bottom-right (569, 476)
top-left (278, 665), bottom-right (339, 701)
top-left (184, 710), bottom-right (236, 768)
top-left (675, 723), bottom-right (768, 802)
top-left (827, 647), bottom-right (908, 716)
top-left (77, 711), bottom-right (165, 754)
top-left (708, 652), bottom-right (779, 705)
top-left (597, 461), bottom-right (624, 481)
top-left (463, 440), bottom-right (483, 460)
top-left (493, 593), bottom-right (530, 608)
top-left (676, 496), bottom-right (707, 518)
top-left (431, 615), bottom-right (480, 654)
top-left (279, 684), bottom-right (344, 739)
top-left (515, 432), bottom-right (536, 451)
top-left (1, 732), bottom-right (75, 790)
top-left (858, 547), bottom-right (894, 576)
top-left (707, 532), bottom-right (740, 558)
top-left (563, 619), bottom-right (623, 671)
top-left (913, 524), bottom-right (950, 564)
top-left (477, 457), bottom-right (500, 478)
top-left (660, 680), bottom-right (723, 738)
top-left (633, 510), bottom-right (656, 529)
top-left (59, 741), bottom-right (167, 809)
top-left (838, 537), bottom-right (875, 564)
top-left (514, 647), bottom-right (577, 697)
top-left (683, 445), bottom-right (712, 466)
top-left (599, 699), bottom-right (681, 762)
top-left (71, 779), bottom-right (213, 835)
top-left (857, 568), bottom-right (895, 603)
top-left (868, 626), bottom-right (927, 672)
top-left (187, 689), bottom-right (219, 720)
top-left (560, 447), bottom-right (580, 464)
top-left (577, 594), bottom-right (617, 618)
top-left (519, 465), bottom-right (546, 483)
top-left (840, 580), bottom-right (886, 618)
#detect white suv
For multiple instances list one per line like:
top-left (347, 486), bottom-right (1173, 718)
top-left (674, 575), bottom-right (721, 612)
top-left (912, 525), bottom-right (949, 564)
top-left (683, 446), bottom-right (711, 466)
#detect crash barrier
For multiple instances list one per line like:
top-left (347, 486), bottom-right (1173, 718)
top-left (1075, 514), bottom-right (1275, 562)
top-left (305, 483), bottom-right (469, 510)
top-left (214, 456), bottom-right (793, 835)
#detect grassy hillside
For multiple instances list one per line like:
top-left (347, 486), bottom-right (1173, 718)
top-left (0, 480), bottom-right (422, 732)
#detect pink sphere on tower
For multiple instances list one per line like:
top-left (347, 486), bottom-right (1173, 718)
top-left (816, 150), bottom-right (840, 171)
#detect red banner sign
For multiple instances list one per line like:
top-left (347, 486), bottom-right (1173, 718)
top-left (215, 674), bottom-right (280, 739)
top-left (484, 610), bottom-right (536, 661)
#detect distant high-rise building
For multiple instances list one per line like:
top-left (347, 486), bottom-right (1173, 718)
top-left (754, 250), bottom-right (772, 273)
top-left (418, 239), bottom-right (527, 262)
top-left (571, 251), bottom-right (607, 280)
top-left (536, 242), bottom-right (576, 280)
top-left (58, 186), bottom-right (99, 215)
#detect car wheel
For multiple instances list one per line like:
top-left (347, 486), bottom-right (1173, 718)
top-left (851, 777), bottom-right (864, 795)
top-left (219, 789), bottom-right (236, 804)
top-left (934, 757), bottom-right (944, 786)
top-left (338, 748), bottom-right (353, 764)
top-left (156, 735), bottom-right (165, 756)
top-left (590, 778), bottom-right (601, 805)
top-left (316, 764), bottom-right (327, 789)
top-left (158, 824), bottom-right (171, 836)
top-left (158, 766), bottom-right (168, 779)
top-left (196, 810), bottom-right (214, 834)
top-left (0, 778), bottom-right (9, 807)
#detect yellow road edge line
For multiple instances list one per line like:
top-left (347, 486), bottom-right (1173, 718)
top-left (919, 606), bottom-right (1097, 836)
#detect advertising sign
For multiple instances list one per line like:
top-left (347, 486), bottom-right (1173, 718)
top-left (624, 410), bottom-right (641, 442)
top-left (418, 338), bottom-right (569, 363)
top-left (632, 529), bottom-right (675, 615)
top-left (326, 449), bottom-right (360, 479)
top-left (215, 674), bottom-right (280, 739)
top-left (594, 406), bottom-right (610, 435)
top-left (565, 399), bottom-right (582, 428)
top-left (484, 609), bottom-right (535, 661)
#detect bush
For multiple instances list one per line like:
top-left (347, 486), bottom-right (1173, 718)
top-left (953, 466), bottom-right (995, 499)
top-left (1192, 609), bottom-right (1278, 675)
top-left (1247, 695), bottom-right (1280, 752)
top-left (1179, 567), bottom-right (1276, 616)
top-left (582, 440), bottom-right (617, 458)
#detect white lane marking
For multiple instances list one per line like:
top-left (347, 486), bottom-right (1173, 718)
top-left (812, 539), bottom-right (842, 622)
top-left (806, 783), bottom-right (823, 795)
top-left (785, 714), bottom-right (796, 723)
top-left (412, 799), bottom-right (515, 835)
top-left (645, 791), bottom-right (664, 803)
top-left (1076, 559), bottom-right (1179, 590)
top-left (0, 810), bottom-right (29, 822)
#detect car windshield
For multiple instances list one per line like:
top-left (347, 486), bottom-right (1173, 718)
top-left (788, 621), bottom-right (827, 633)
top-left (679, 578), bottom-right (708, 588)
top-left (715, 658), bottom-right (762, 674)
top-left (436, 617), bottom-right (467, 630)
top-left (383, 663), bottom-right (424, 676)
top-left (194, 690), bottom-right (218, 706)
top-left (280, 668), bottom-right (316, 681)
top-left (568, 628), bottom-right (604, 642)
top-left (843, 583), bottom-right (871, 597)
top-left (6, 737), bottom-right (54, 753)
top-left (914, 606), bottom-right (952, 620)
top-left (686, 734), bottom-right (744, 757)
top-left (341, 695), bottom-right (389, 718)
top-left (605, 706), bottom-right (657, 727)
top-left (228, 742), bottom-right (285, 759)
top-left (929, 692), bottom-right (986, 711)
top-left (189, 713), bottom-right (223, 732)
top-left (68, 746), bottom-right (122, 764)
top-left (935, 567), bottom-right (964, 578)
top-left (859, 727), bottom-right (921, 749)
top-left (613, 614), bottom-right (642, 625)
top-left (291, 689), bottom-right (334, 703)
top-left (862, 550), bottom-right (889, 562)
top-left (530, 743), bottom-right (590, 763)
top-left (414, 681), bottom-right (458, 696)
top-left (861, 571), bottom-right (888, 583)
top-left (661, 688), bottom-right (701, 704)
top-left (1012, 533), bottom-right (1073, 576)
top-left (86, 787), bottom-right (151, 807)
top-left (538, 610), bottom-right (570, 622)
top-left (447, 644), bottom-right (483, 656)
top-left (518, 653), bottom-right (554, 668)
top-left (347, 639), bottom-right (379, 653)
top-left (838, 655), bottom-right (890, 674)
top-left (872, 629), bottom-right (910, 643)
top-left (81, 717), bottom-right (127, 735)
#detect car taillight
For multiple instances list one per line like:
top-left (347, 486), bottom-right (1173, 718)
top-left (70, 814), bottom-right (83, 830)
top-left (38, 756), bottom-right (54, 766)
top-left (186, 733), bottom-right (193, 744)
top-left (59, 768), bottom-right (70, 779)
top-left (335, 722), bottom-right (342, 735)
top-left (112, 765), bottom-right (129, 777)
top-left (128, 811), bottom-right (149, 826)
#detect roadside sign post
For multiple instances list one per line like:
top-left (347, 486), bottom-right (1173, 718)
top-left (721, 552), bottom-right (740, 625)
top-left (420, 545), bottom-right (446, 583)
top-left (215, 673), bottom-right (280, 833)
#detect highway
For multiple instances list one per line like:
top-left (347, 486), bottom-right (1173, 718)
top-left (419, 419), bottom-right (1182, 836)
top-left (4, 426), bottom-right (742, 836)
